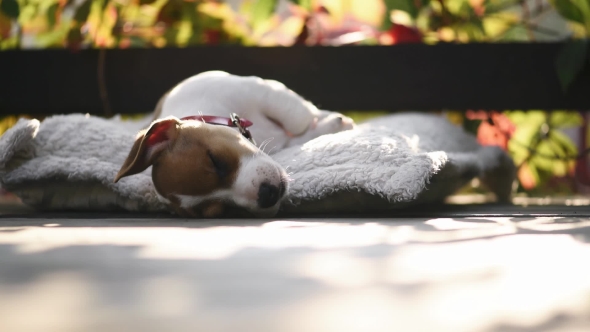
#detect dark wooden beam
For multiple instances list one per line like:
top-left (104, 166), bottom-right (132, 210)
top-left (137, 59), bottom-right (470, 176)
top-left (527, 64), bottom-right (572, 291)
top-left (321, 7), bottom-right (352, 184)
top-left (1, 43), bottom-right (589, 115)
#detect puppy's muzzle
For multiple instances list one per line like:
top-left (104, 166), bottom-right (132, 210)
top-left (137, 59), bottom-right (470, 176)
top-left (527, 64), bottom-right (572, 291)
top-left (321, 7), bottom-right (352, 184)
top-left (257, 181), bottom-right (287, 209)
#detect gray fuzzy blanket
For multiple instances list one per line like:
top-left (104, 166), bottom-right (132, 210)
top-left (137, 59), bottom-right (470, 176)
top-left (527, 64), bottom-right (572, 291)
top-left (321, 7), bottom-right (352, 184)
top-left (0, 113), bottom-right (515, 215)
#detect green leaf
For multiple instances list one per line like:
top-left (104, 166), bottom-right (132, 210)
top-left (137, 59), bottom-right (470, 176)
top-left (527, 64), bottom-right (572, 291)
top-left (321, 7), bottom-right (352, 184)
top-left (555, 39), bottom-right (589, 92)
top-left (448, 0), bottom-right (477, 16)
top-left (553, 161), bottom-right (569, 177)
top-left (17, 3), bottom-right (36, 25)
top-left (496, 24), bottom-right (530, 41)
top-left (484, 0), bottom-right (523, 15)
top-left (37, 20), bottom-right (71, 47)
top-left (158, 0), bottom-right (183, 24)
top-left (504, 110), bottom-right (527, 124)
top-left (176, 3), bottom-right (196, 47)
top-left (531, 141), bottom-right (558, 172)
top-left (550, 130), bottom-right (579, 156)
top-left (0, 0), bottom-right (20, 19)
top-left (545, 138), bottom-right (570, 176)
top-left (252, 0), bottom-right (277, 30)
top-left (508, 111), bottom-right (545, 142)
top-left (74, 0), bottom-right (93, 22)
top-left (47, 3), bottom-right (59, 29)
top-left (508, 142), bottom-right (529, 165)
top-left (127, 35), bottom-right (148, 48)
top-left (460, 22), bottom-right (486, 41)
top-left (550, 111), bottom-right (583, 128)
top-left (382, 0), bottom-right (429, 29)
top-left (546, 137), bottom-right (568, 158)
top-left (548, 0), bottom-right (587, 25)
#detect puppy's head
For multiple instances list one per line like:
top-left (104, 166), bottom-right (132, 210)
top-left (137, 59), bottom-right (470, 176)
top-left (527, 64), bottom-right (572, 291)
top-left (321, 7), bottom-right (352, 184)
top-left (114, 116), bottom-right (288, 218)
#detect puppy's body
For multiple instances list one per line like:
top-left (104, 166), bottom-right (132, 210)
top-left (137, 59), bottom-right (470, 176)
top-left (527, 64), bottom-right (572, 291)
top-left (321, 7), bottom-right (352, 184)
top-left (156, 71), bottom-right (355, 153)
top-left (116, 71), bottom-right (354, 217)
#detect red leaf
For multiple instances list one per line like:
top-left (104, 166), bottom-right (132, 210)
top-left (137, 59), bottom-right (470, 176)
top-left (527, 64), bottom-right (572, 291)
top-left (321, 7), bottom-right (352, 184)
top-left (293, 16), bottom-right (310, 45)
top-left (119, 38), bottom-right (131, 49)
top-left (490, 112), bottom-right (516, 138)
top-left (0, 13), bottom-right (11, 39)
top-left (477, 121), bottom-right (510, 150)
top-left (204, 29), bottom-right (220, 45)
top-left (575, 159), bottom-right (590, 185)
top-left (469, 0), bottom-right (486, 16)
top-left (465, 110), bottom-right (489, 120)
top-left (385, 23), bottom-right (423, 44)
top-left (518, 162), bottom-right (537, 190)
top-left (315, 5), bottom-right (330, 15)
top-left (468, 111), bottom-right (515, 150)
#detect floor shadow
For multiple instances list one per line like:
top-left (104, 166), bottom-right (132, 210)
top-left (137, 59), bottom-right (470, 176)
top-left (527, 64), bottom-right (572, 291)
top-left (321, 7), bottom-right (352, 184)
top-left (487, 313), bottom-right (590, 332)
top-left (4, 203), bottom-right (590, 221)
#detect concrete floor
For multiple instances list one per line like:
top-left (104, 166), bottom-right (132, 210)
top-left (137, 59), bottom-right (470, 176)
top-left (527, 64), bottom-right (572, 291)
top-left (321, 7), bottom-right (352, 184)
top-left (2, 205), bottom-right (590, 332)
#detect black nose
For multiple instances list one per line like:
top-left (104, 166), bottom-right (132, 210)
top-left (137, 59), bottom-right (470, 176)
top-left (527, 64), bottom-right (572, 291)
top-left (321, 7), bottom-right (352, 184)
top-left (257, 183), bottom-right (281, 208)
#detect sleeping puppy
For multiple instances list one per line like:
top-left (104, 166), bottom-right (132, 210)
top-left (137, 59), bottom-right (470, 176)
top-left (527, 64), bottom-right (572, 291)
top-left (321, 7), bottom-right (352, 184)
top-left (153, 71), bottom-right (355, 152)
top-left (114, 71), bottom-right (355, 218)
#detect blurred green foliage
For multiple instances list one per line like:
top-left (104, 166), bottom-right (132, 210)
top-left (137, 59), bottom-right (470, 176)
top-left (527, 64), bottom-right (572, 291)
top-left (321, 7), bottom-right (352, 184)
top-left (0, 0), bottom-right (588, 50)
top-left (507, 111), bottom-right (581, 191)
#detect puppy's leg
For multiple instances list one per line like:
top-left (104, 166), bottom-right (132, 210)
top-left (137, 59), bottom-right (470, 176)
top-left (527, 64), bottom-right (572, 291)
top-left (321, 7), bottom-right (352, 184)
top-left (285, 110), bottom-right (356, 147)
top-left (251, 78), bottom-right (318, 136)
top-left (200, 201), bottom-right (225, 218)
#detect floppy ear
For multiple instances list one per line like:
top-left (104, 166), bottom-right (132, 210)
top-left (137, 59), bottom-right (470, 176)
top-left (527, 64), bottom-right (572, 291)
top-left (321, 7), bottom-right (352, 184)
top-left (114, 117), bottom-right (180, 183)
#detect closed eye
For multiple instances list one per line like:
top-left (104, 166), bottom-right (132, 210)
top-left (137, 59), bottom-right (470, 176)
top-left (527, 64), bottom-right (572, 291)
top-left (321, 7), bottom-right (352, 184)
top-left (207, 151), bottom-right (229, 179)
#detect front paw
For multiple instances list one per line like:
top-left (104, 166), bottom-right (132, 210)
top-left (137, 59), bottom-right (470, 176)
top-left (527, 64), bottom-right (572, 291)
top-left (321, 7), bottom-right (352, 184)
top-left (286, 112), bottom-right (356, 147)
top-left (315, 113), bottom-right (355, 134)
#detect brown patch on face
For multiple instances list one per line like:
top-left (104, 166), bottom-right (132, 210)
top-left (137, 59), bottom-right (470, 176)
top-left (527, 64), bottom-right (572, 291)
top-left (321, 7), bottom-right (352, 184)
top-left (151, 121), bottom-right (258, 199)
top-left (115, 118), bottom-right (261, 217)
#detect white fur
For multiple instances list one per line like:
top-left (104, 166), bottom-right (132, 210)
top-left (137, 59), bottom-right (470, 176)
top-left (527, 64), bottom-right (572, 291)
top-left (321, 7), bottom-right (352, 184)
top-left (176, 190), bottom-right (231, 209)
top-left (231, 154), bottom-right (285, 216)
top-left (159, 71), bottom-right (355, 153)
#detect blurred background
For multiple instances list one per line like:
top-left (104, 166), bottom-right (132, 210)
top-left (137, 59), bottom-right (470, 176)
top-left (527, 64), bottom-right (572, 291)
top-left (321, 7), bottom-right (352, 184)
top-left (0, 0), bottom-right (590, 200)
top-left (0, 0), bottom-right (584, 49)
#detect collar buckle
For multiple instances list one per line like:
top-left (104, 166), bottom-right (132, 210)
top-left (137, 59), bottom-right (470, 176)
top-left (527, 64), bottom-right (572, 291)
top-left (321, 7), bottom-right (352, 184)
top-left (230, 113), bottom-right (256, 145)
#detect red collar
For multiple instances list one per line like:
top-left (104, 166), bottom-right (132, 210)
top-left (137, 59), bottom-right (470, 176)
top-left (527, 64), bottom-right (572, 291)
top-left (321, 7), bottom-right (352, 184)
top-left (180, 115), bottom-right (253, 128)
top-left (181, 114), bottom-right (256, 144)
